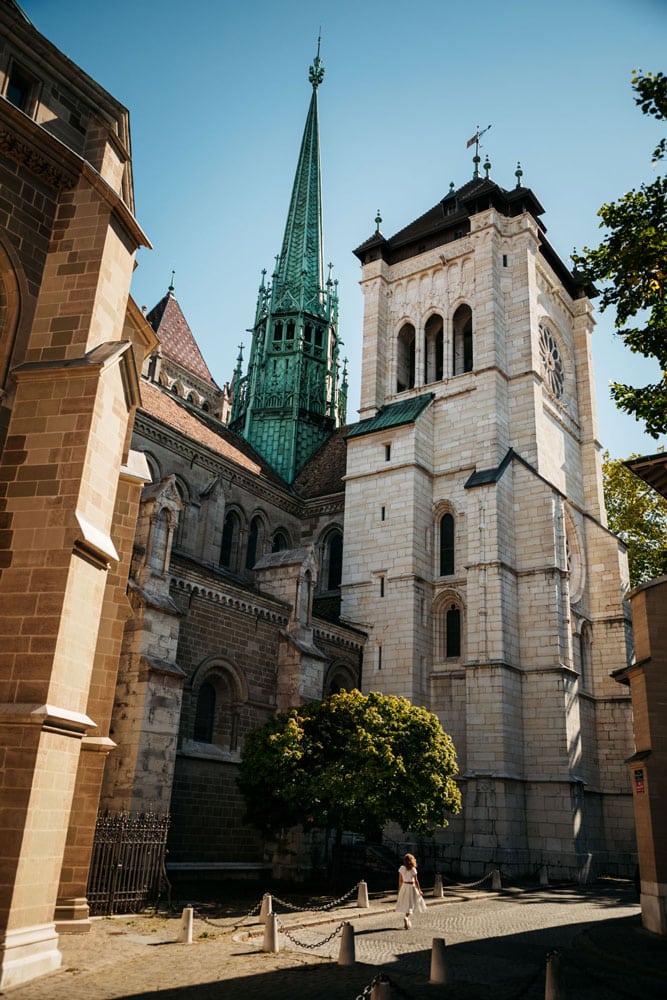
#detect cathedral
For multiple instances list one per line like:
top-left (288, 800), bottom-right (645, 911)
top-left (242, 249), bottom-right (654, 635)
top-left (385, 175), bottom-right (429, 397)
top-left (0, 1), bottom-right (637, 987)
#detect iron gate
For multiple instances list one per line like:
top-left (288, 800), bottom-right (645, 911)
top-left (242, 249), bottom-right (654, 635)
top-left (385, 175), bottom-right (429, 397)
top-left (86, 810), bottom-right (170, 915)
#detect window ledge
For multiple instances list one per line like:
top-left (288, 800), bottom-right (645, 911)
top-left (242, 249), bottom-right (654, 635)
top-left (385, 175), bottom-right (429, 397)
top-left (179, 739), bottom-right (240, 763)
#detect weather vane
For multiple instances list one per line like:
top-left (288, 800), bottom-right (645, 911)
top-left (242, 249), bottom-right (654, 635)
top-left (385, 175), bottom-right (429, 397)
top-left (467, 125), bottom-right (492, 178)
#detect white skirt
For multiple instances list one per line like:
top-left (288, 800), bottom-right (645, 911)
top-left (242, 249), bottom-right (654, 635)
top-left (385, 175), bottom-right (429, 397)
top-left (396, 883), bottom-right (420, 913)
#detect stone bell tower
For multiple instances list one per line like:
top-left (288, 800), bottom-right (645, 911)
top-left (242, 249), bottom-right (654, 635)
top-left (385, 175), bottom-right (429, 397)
top-left (342, 154), bottom-right (635, 879)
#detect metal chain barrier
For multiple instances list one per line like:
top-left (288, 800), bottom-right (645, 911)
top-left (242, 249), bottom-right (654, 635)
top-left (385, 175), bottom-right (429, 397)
top-left (275, 915), bottom-right (344, 950)
top-left (355, 971), bottom-right (385, 1000)
top-left (271, 881), bottom-right (361, 912)
top-left (440, 870), bottom-right (494, 889)
top-left (192, 898), bottom-right (263, 930)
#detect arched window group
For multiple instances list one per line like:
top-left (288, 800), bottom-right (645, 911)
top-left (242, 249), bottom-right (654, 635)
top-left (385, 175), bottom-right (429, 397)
top-left (395, 304), bottom-right (473, 393)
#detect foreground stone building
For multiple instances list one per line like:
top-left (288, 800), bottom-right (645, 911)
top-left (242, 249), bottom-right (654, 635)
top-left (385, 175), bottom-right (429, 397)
top-left (0, 0), bottom-right (155, 986)
top-left (0, 2), bottom-right (638, 987)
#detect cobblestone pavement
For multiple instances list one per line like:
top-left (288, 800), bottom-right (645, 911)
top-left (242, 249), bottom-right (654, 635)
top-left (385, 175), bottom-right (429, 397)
top-left (2, 880), bottom-right (665, 999)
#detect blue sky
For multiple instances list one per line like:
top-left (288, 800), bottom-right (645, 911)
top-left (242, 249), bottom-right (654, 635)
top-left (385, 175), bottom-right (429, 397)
top-left (22, 0), bottom-right (667, 458)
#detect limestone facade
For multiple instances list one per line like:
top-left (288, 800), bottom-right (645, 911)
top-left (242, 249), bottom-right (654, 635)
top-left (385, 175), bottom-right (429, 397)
top-left (343, 185), bottom-right (635, 877)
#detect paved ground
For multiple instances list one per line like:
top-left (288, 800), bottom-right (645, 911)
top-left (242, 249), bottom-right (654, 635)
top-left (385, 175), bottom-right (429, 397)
top-left (2, 879), bottom-right (666, 999)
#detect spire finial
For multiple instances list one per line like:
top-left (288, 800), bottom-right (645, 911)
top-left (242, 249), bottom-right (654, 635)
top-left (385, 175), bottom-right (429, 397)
top-left (483, 156), bottom-right (491, 179)
top-left (467, 124), bottom-right (492, 178)
top-left (168, 269), bottom-right (175, 294)
top-left (515, 161), bottom-right (523, 188)
top-left (449, 181), bottom-right (455, 195)
top-left (309, 33), bottom-right (324, 89)
top-left (375, 209), bottom-right (382, 233)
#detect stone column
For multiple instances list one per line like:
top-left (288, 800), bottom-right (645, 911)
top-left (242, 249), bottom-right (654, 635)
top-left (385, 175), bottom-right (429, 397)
top-left (0, 174), bottom-right (144, 988)
top-left (54, 452), bottom-right (150, 932)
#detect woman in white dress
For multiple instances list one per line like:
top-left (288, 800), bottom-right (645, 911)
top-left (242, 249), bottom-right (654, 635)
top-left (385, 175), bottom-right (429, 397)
top-left (395, 852), bottom-right (422, 929)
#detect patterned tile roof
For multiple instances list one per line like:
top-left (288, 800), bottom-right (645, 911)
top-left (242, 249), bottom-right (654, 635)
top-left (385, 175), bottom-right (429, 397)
top-left (292, 426), bottom-right (349, 498)
top-left (146, 290), bottom-right (219, 388)
top-left (139, 380), bottom-right (286, 487)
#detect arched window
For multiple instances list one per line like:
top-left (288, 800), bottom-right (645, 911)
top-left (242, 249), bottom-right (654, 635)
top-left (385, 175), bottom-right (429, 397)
top-left (579, 622), bottom-right (592, 692)
top-left (439, 513), bottom-right (455, 576)
top-left (446, 605), bottom-right (461, 658)
top-left (272, 529), bottom-right (290, 552)
top-left (245, 515), bottom-right (262, 569)
top-left (193, 682), bottom-right (216, 743)
top-left (424, 314), bottom-right (444, 384)
top-left (434, 594), bottom-right (464, 661)
top-left (396, 323), bottom-right (416, 392)
top-left (453, 305), bottom-right (473, 375)
top-left (326, 531), bottom-right (343, 590)
top-left (273, 320), bottom-right (283, 346)
top-left (220, 510), bottom-right (241, 570)
top-left (150, 509), bottom-right (170, 574)
top-left (174, 479), bottom-right (189, 550)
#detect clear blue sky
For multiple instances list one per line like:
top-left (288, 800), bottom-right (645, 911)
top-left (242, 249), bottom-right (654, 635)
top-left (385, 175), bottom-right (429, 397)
top-left (22, 0), bottom-right (667, 459)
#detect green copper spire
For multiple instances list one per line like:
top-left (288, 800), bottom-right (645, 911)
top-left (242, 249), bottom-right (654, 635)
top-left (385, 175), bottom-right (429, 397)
top-left (230, 44), bottom-right (344, 484)
top-left (274, 41), bottom-right (325, 305)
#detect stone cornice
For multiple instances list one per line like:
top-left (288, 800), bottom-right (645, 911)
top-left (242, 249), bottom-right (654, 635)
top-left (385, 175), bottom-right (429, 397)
top-left (170, 573), bottom-right (290, 627)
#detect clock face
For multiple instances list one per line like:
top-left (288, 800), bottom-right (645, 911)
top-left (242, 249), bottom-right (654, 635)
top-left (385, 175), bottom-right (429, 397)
top-left (539, 322), bottom-right (564, 399)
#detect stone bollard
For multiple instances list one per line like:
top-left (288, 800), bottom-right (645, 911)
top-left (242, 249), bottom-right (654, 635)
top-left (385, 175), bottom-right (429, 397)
top-left (491, 869), bottom-right (502, 891)
top-left (338, 921), bottom-right (356, 966)
top-left (370, 974), bottom-right (391, 999)
top-left (260, 892), bottom-right (273, 922)
top-left (539, 865), bottom-right (549, 887)
top-left (429, 937), bottom-right (448, 985)
top-left (357, 880), bottom-right (370, 908)
top-left (178, 906), bottom-right (193, 944)
top-left (433, 873), bottom-right (444, 898)
top-left (262, 913), bottom-right (279, 953)
top-left (544, 950), bottom-right (561, 1000)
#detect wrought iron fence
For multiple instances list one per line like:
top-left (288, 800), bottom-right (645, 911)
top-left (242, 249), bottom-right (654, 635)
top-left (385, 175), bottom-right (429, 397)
top-left (87, 810), bottom-right (170, 915)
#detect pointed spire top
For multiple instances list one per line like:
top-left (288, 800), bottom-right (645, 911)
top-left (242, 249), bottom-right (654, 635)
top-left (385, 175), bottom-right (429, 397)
top-left (168, 269), bottom-right (175, 295)
top-left (375, 209), bottom-right (382, 233)
top-left (309, 34), bottom-right (324, 90)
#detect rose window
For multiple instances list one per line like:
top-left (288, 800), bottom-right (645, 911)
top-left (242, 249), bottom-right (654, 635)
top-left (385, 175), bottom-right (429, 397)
top-left (539, 323), bottom-right (564, 398)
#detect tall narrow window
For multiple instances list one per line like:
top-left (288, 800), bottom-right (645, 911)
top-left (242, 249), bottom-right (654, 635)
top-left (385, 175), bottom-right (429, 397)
top-left (453, 305), bottom-right (473, 375)
top-left (194, 683), bottom-right (216, 743)
top-left (424, 314), bottom-right (444, 384)
top-left (439, 513), bottom-right (455, 576)
top-left (327, 531), bottom-right (343, 590)
top-left (446, 605), bottom-right (461, 658)
top-left (220, 511), bottom-right (239, 569)
top-left (245, 515), bottom-right (261, 569)
top-left (396, 323), bottom-right (416, 391)
top-left (380, 576), bottom-right (385, 597)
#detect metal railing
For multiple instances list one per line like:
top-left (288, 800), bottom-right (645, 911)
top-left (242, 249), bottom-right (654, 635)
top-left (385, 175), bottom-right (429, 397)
top-left (86, 810), bottom-right (170, 915)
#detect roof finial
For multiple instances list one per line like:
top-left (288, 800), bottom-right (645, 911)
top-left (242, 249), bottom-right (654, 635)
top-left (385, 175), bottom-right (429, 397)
top-left (448, 181), bottom-right (455, 195)
top-left (515, 161), bottom-right (523, 188)
top-left (168, 269), bottom-right (175, 294)
top-left (484, 156), bottom-right (491, 179)
top-left (467, 124), bottom-right (492, 178)
top-left (375, 209), bottom-right (382, 233)
top-left (309, 32), bottom-right (324, 90)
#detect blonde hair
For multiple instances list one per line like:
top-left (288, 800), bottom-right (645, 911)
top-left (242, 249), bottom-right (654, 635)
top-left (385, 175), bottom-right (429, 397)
top-left (403, 853), bottom-right (416, 870)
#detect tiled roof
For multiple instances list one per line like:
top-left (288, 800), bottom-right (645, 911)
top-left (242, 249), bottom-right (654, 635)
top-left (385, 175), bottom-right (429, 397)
top-left (146, 291), bottom-right (219, 388)
top-left (139, 380), bottom-right (286, 487)
top-left (292, 427), bottom-right (349, 497)
top-left (346, 394), bottom-right (434, 439)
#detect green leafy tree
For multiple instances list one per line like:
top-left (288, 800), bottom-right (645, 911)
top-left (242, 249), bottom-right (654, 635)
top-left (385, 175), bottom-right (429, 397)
top-left (573, 71), bottom-right (667, 438)
top-left (603, 450), bottom-right (667, 586)
top-left (238, 689), bottom-right (461, 847)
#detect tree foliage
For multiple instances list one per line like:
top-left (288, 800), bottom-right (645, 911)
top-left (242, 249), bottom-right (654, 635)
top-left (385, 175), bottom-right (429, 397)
top-left (237, 689), bottom-right (461, 838)
top-left (573, 71), bottom-right (667, 438)
top-left (602, 449), bottom-right (667, 586)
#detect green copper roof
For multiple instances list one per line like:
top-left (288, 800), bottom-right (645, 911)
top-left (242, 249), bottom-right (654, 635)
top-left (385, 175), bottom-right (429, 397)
top-left (275, 46), bottom-right (325, 300)
top-left (346, 394), bottom-right (435, 438)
